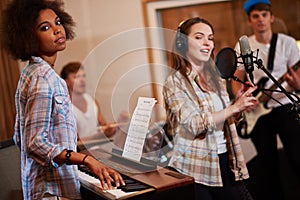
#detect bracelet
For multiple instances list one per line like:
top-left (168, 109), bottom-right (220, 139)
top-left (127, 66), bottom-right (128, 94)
top-left (82, 155), bottom-right (89, 165)
top-left (65, 150), bottom-right (73, 165)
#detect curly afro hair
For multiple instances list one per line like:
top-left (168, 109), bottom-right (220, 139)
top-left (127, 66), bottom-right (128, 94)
top-left (1, 0), bottom-right (76, 61)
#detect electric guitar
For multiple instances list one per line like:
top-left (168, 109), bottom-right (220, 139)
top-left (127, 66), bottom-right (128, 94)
top-left (237, 60), bottom-right (300, 139)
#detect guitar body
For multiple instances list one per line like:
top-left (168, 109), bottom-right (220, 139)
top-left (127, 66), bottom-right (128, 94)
top-left (236, 59), bottom-right (300, 139)
top-left (236, 77), bottom-right (269, 139)
top-left (244, 95), bottom-right (272, 133)
top-left (236, 93), bottom-right (272, 139)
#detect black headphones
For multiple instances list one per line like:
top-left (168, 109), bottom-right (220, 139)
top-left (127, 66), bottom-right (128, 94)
top-left (175, 19), bottom-right (189, 54)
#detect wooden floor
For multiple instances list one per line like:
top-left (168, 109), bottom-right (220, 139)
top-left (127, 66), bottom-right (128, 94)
top-left (246, 148), bottom-right (300, 200)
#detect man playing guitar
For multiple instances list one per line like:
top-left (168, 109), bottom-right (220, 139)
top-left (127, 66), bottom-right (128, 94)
top-left (231, 0), bottom-right (300, 200)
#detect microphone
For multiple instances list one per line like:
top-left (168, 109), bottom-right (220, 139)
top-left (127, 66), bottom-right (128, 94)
top-left (239, 35), bottom-right (255, 84)
top-left (239, 35), bottom-right (254, 73)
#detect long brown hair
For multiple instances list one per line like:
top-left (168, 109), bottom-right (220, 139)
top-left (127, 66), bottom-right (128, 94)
top-left (171, 17), bottom-right (221, 93)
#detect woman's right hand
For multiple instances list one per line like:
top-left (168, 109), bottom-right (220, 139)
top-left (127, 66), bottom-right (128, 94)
top-left (231, 85), bottom-right (258, 114)
top-left (84, 155), bottom-right (125, 190)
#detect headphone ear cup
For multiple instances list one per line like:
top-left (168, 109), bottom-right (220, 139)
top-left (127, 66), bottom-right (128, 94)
top-left (175, 30), bottom-right (187, 54)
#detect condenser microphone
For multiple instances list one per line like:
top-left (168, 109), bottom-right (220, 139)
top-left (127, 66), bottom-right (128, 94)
top-left (239, 35), bottom-right (254, 73)
top-left (239, 35), bottom-right (255, 83)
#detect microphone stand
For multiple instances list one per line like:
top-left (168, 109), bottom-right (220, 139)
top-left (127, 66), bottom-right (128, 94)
top-left (231, 76), bottom-right (253, 87)
top-left (254, 58), bottom-right (300, 121)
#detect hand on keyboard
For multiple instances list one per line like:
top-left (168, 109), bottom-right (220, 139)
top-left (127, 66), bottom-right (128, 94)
top-left (79, 165), bottom-right (151, 193)
top-left (84, 155), bottom-right (126, 190)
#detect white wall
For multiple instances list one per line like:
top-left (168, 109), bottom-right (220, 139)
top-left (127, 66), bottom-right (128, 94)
top-left (58, 0), bottom-right (146, 68)
top-left (56, 0), bottom-right (156, 122)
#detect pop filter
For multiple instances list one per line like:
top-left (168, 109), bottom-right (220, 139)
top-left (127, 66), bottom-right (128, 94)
top-left (215, 47), bottom-right (237, 79)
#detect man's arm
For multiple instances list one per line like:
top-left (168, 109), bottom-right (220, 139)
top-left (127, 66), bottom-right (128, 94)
top-left (95, 99), bottom-right (116, 137)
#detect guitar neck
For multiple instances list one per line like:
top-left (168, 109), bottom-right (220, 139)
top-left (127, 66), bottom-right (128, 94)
top-left (258, 59), bottom-right (300, 103)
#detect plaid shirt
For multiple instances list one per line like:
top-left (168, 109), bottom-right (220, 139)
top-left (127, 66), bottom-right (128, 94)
top-left (14, 57), bottom-right (81, 200)
top-left (163, 68), bottom-right (249, 186)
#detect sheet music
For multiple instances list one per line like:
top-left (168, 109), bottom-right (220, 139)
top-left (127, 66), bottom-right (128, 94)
top-left (122, 97), bottom-right (157, 161)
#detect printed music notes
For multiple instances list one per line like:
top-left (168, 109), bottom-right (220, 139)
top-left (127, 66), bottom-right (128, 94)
top-left (122, 97), bottom-right (157, 161)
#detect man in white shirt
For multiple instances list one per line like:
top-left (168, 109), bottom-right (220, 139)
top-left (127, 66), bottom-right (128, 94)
top-left (231, 0), bottom-right (300, 199)
top-left (61, 62), bottom-right (117, 141)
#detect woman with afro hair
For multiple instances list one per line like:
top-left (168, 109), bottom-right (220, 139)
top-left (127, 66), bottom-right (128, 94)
top-left (1, 1), bottom-right (124, 199)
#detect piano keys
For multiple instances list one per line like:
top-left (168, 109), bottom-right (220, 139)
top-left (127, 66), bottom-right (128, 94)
top-left (78, 143), bottom-right (194, 199)
top-left (79, 165), bottom-right (195, 200)
top-left (78, 166), bottom-right (155, 200)
top-left (78, 154), bottom-right (194, 199)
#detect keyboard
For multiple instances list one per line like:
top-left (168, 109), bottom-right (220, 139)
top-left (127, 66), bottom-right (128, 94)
top-left (78, 149), bottom-right (195, 199)
top-left (78, 166), bottom-right (154, 199)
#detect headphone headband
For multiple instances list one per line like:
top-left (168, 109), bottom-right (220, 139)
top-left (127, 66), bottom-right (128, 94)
top-left (177, 19), bottom-right (189, 31)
